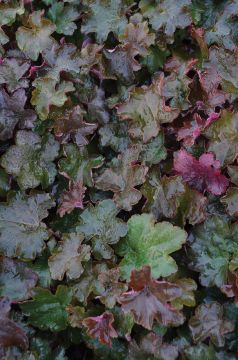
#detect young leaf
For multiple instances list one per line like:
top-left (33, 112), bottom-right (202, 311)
top-left (174, 149), bottom-right (229, 195)
top-left (119, 266), bottom-right (185, 329)
top-left (21, 286), bottom-right (72, 331)
top-left (82, 312), bottom-right (118, 347)
top-left (48, 233), bottom-right (91, 281)
top-left (76, 199), bottom-right (128, 260)
top-left (177, 112), bottom-right (220, 147)
top-left (0, 192), bottom-right (54, 260)
top-left (58, 180), bottom-right (86, 217)
top-left (117, 213), bottom-right (187, 280)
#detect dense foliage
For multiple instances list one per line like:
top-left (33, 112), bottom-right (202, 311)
top-left (1, 0), bottom-right (238, 359)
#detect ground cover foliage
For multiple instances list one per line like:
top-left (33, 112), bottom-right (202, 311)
top-left (1, 0), bottom-right (238, 358)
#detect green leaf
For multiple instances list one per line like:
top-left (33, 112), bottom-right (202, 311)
top-left (139, 132), bottom-right (167, 165)
top-left (31, 336), bottom-right (67, 360)
top-left (162, 57), bottom-right (195, 111)
top-left (31, 78), bottom-right (75, 120)
top-left (21, 285), bottom-right (72, 331)
top-left (81, 0), bottom-right (128, 43)
top-left (0, 257), bottom-right (38, 301)
top-left (0, 1), bottom-right (24, 26)
top-left (169, 277), bottom-right (197, 310)
top-left (141, 46), bottom-right (170, 73)
top-left (189, 215), bottom-right (238, 287)
top-left (184, 343), bottom-right (225, 360)
top-left (42, 41), bottom-right (81, 82)
top-left (228, 165), bottom-right (238, 186)
top-left (139, 0), bottom-right (192, 43)
top-left (0, 192), bottom-right (54, 260)
top-left (117, 213), bottom-right (187, 280)
top-left (72, 262), bottom-right (108, 304)
top-left (59, 144), bottom-right (104, 187)
top-left (0, 28), bottom-right (9, 53)
top-left (16, 11), bottom-right (56, 61)
top-left (0, 169), bottom-right (10, 197)
top-left (204, 1), bottom-right (238, 50)
top-left (29, 250), bottom-right (52, 288)
top-left (142, 174), bottom-right (207, 226)
top-left (205, 110), bottom-right (238, 166)
top-left (99, 118), bottom-right (131, 153)
top-left (48, 233), bottom-right (91, 280)
top-left (47, 2), bottom-right (79, 35)
top-left (1, 130), bottom-right (59, 189)
top-left (76, 199), bottom-right (128, 260)
top-left (221, 188), bottom-right (238, 217)
top-left (117, 77), bottom-right (179, 143)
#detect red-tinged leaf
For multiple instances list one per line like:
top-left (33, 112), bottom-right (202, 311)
top-left (0, 297), bottom-right (28, 350)
top-left (96, 268), bottom-right (128, 308)
top-left (119, 266), bottom-right (184, 329)
top-left (174, 150), bottom-right (229, 195)
top-left (95, 146), bottom-right (148, 211)
top-left (58, 181), bottom-right (86, 217)
top-left (162, 57), bottom-right (197, 111)
top-left (128, 332), bottom-right (178, 360)
top-left (0, 88), bottom-right (36, 141)
top-left (177, 112), bottom-right (220, 147)
top-left (221, 270), bottom-right (238, 304)
top-left (189, 302), bottom-right (234, 347)
top-left (117, 76), bottom-right (179, 143)
top-left (53, 105), bottom-right (97, 147)
top-left (197, 52), bottom-right (227, 112)
top-left (82, 311), bottom-right (118, 347)
top-left (190, 26), bottom-right (208, 58)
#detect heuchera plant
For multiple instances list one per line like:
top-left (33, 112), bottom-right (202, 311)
top-left (1, 0), bottom-right (238, 359)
